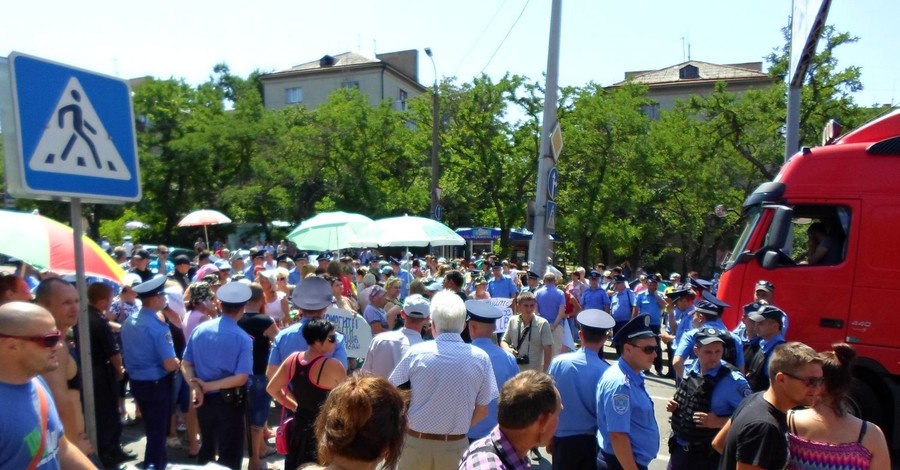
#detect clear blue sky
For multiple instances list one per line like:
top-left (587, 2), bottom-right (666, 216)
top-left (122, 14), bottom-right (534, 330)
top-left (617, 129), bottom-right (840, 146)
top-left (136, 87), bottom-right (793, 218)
top-left (2, 0), bottom-right (897, 106)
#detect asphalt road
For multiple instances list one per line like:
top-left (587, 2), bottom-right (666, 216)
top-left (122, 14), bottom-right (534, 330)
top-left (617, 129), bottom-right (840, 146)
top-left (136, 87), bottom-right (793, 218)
top-left (117, 347), bottom-right (678, 470)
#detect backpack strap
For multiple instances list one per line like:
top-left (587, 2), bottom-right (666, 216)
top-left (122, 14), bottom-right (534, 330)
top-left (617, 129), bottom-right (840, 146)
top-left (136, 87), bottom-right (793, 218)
top-left (27, 378), bottom-right (49, 470)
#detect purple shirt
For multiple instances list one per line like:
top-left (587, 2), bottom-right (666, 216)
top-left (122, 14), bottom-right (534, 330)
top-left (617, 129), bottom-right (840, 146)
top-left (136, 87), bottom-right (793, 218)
top-left (459, 426), bottom-right (530, 470)
top-left (534, 284), bottom-right (565, 324)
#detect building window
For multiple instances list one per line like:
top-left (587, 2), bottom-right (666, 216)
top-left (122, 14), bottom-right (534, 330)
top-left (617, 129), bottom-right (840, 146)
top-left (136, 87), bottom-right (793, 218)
top-left (341, 81), bottom-right (359, 89)
top-left (679, 65), bottom-right (699, 80)
top-left (285, 87), bottom-right (303, 104)
top-left (641, 103), bottom-right (661, 120)
top-left (398, 89), bottom-right (408, 111)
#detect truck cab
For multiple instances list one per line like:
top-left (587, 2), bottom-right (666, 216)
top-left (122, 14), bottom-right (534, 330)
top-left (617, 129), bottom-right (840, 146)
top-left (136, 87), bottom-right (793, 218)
top-left (717, 109), bottom-right (900, 454)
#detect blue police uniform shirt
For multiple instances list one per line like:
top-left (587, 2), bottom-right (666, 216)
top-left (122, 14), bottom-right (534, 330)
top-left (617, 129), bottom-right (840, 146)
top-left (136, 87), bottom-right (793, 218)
top-left (397, 269), bottom-right (414, 300)
top-left (487, 275), bottom-right (518, 299)
top-left (596, 359), bottom-right (659, 467)
top-left (268, 317), bottom-right (348, 369)
top-left (184, 315), bottom-right (253, 383)
top-left (549, 348), bottom-right (610, 437)
top-left (610, 290), bottom-right (636, 322)
top-left (757, 332), bottom-right (786, 379)
top-left (581, 287), bottom-right (611, 310)
top-left (288, 267), bottom-right (301, 286)
top-left (676, 360), bottom-right (751, 445)
top-left (468, 337), bottom-right (519, 440)
top-left (635, 291), bottom-right (664, 326)
top-left (673, 305), bottom-right (695, 346)
top-left (675, 320), bottom-right (745, 369)
top-left (534, 285), bottom-right (565, 324)
top-left (120, 307), bottom-right (176, 381)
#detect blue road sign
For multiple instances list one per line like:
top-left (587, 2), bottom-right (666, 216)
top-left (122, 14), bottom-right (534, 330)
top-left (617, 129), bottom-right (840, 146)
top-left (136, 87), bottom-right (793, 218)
top-left (2, 52), bottom-right (141, 202)
top-left (547, 167), bottom-right (559, 200)
top-left (433, 204), bottom-right (443, 221)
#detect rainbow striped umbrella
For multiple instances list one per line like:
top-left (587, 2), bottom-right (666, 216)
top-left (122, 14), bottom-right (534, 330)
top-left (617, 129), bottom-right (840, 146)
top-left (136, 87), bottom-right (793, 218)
top-left (0, 210), bottom-right (126, 282)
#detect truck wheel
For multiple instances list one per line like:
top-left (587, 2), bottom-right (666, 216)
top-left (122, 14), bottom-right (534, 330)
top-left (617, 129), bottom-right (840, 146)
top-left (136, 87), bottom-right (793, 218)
top-left (847, 380), bottom-right (888, 434)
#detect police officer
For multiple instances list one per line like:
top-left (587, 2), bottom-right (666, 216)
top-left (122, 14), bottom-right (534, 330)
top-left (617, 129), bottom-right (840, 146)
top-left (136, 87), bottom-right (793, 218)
top-left (120, 275), bottom-right (179, 470)
top-left (520, 270), bottom-right (541, 294)
top-left (744, 305), bottom-right (787, 392)
top-left (580, 270), bottom-right (611, 312)
top-left (548, 309), bottom-right (614, 470)
top-left (608, 275), bottom-right (636, 356)
top-left (182, 281), bottom-right (253, 470)
top-left (666, 328), bottom-right (751, 470)
top-left (596, 314), bottom-right (659, 470)
top-left (465, 300), bottom-right (519, 441)
top-left (672, 295), bottom-right (744, 380)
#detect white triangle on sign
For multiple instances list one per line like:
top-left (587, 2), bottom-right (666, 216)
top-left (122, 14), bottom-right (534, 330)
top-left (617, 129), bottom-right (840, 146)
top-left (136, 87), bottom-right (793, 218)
top-left (28, 77), bottom-right (132, 181)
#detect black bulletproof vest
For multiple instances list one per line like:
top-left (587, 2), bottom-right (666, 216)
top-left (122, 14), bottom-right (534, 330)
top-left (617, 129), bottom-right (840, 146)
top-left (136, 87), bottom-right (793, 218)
top-left (671, 365), bottom-right (734, 447)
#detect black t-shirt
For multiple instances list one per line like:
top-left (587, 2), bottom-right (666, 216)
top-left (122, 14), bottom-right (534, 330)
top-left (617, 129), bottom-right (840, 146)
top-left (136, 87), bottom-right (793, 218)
top-left (238, 311), bottom-right (275, 375)
top-left (87, 306), bottom-right (120, 364)
top-left (719, 392), bottom-right (788, 470)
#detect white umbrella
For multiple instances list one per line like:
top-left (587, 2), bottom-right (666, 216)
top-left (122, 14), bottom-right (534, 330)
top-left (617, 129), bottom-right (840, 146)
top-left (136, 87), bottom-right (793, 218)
top-left (351, 215), bottom-right (465, 247)
top-left (287, 212), bottom-right (374, 252)
top-left (124, 220), bottom-right (148, 230)
top-left (177, 209), bottom-right (232, 248)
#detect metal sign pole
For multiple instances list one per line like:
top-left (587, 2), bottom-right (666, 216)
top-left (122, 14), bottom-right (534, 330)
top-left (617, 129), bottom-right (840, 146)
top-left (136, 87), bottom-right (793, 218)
top-left (531, 0), bottom-right (562, 276)
top-left (72, 197), bottom-right (97, 452)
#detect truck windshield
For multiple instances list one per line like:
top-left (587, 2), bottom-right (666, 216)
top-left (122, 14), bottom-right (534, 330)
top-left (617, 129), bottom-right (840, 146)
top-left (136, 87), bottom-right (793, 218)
top-left (722, 206), bottom-right (761, 270)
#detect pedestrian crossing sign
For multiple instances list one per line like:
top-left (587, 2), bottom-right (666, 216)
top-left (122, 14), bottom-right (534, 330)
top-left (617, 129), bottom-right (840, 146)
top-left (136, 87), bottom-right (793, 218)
top-left (1, 52), bottom-right (141, 203)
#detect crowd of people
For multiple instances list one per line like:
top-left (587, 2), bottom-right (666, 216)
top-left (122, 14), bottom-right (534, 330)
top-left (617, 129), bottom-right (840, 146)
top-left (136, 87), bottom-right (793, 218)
top-left (0, 238), bottom-right (893, 470)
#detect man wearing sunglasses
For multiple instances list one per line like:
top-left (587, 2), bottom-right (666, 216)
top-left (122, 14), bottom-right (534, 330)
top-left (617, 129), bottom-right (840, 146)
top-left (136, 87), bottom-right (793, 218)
top-left (596, 314), bottom-right (659, 470)
top-left (34, 278), bottom-right (95, 458)
top-left (0, 301), bottom-right (95, 469)
top-left (714, 342), bottom-right (823, 470)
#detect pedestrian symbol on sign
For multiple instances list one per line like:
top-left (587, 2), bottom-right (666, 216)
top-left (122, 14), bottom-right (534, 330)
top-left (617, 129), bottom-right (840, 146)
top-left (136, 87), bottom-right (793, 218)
top-left (28, 76), bottom-right (132, 180)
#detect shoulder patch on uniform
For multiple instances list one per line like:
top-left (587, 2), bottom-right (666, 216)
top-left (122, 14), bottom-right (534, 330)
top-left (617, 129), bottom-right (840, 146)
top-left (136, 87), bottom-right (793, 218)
top-left (165, 332), bottom-right (173, 345)
top-left (738, 382), bottom-right (752, 397)
top-left (613, 393), bottom-right (630, 414)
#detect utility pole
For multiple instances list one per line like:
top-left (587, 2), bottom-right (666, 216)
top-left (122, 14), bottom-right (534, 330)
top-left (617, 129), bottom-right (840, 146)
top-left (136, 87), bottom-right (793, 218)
top-left (531, 0), bottom-right (562, 276)
top-left (425, 48), bottom-right (441, 226)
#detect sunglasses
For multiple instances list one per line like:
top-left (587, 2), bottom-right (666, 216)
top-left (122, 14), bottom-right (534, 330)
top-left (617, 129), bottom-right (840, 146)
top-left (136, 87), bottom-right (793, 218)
top-left (328, 333), bottom-right (337, 343)
top-left (782, 371), bottom-right (825, 388)
top-left (0, 330), bottom-right (63, 348)
top-left (627, 342), bottom-right (658, 355)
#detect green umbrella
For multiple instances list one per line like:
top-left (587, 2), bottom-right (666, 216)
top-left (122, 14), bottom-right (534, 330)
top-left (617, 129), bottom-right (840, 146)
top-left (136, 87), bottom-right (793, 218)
top-left (287, 211), bottom-right (374, 252)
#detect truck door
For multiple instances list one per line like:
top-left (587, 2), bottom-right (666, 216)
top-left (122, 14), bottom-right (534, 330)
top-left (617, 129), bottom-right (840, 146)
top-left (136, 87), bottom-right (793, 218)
top-left (748, 202), bottom-right (858, 351)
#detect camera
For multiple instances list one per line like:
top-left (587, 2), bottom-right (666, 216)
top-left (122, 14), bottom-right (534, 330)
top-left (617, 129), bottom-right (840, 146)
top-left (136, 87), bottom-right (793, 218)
top-left (516, 355), bottom-right (530, 365)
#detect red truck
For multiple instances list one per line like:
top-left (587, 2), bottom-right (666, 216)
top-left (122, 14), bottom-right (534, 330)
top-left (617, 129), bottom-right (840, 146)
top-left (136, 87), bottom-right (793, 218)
top-left (717, 109), bottom-right (900, 454)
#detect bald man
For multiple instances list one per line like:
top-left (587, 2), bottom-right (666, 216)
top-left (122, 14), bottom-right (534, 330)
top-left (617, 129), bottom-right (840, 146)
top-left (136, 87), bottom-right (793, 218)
top-left (0, 301), bottom-right (94, 469)
top-left (34, 278), bottom-right (94, 456)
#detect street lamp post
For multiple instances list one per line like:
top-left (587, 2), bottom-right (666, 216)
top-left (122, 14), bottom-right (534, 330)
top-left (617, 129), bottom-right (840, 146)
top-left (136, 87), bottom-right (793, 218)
top-left (424, 48), bottom-right (440, 224)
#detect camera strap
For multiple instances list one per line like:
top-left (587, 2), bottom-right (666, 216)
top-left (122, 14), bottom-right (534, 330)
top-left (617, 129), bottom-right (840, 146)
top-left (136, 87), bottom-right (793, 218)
top-left (516, 321), bottom-right (532, 353)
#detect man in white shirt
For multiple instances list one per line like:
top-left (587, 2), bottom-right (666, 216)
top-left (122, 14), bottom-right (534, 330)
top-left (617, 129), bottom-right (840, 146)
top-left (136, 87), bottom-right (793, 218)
top-left (389, 291), bottom-right (498, 470)
top-left (362, 295), bottom-right (430, 378)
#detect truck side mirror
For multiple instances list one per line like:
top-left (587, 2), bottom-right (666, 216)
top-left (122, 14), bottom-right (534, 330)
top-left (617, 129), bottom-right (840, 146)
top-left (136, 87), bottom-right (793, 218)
top-left (762, 205), bottom-right (793, 250)
top-left (762, 251), bottom-right (780, 269)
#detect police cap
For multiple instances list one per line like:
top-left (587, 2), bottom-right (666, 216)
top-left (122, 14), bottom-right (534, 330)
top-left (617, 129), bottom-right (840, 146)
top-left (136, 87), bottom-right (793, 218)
top-left (293, 276), bottom-right (333, 310)
top-left (133, 275), bottom-right (167, 299)
top-left (577, 309), bottom-right (615, 331)
top-left (465, 300), bottom-right (503, 324)
top-left (695, 327), bottom-right (726, 345)
top-left (748, 305), bottom-right (785, 326)
top-left (216, 281), bottom-right (252, 305)
top-left (612, 314), bottom-right (656, 345)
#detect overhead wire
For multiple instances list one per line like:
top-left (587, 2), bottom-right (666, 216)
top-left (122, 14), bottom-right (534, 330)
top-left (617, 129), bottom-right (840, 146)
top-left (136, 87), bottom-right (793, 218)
top-left (452, 0), bottom-right (509, 76)
top-left (480, 0), bottom-right (532, 75)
